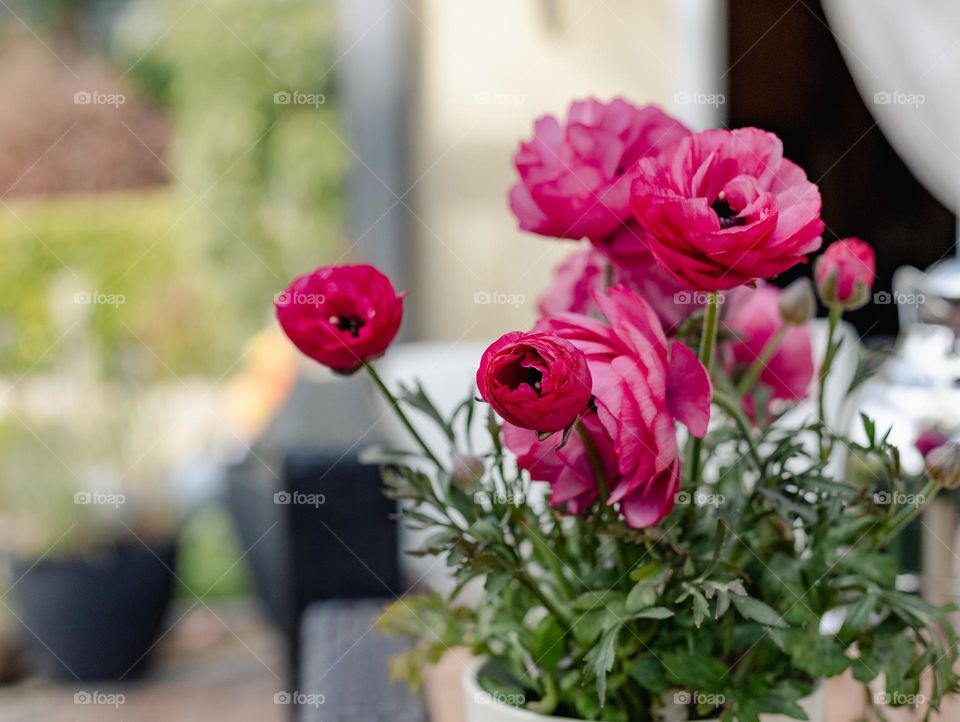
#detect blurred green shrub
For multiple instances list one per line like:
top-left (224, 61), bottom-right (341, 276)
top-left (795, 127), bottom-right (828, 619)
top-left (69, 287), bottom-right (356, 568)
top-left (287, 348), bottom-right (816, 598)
top-left (0, 190), bottom-right (246, 378)
top-left (112, 0), bottom-right (347, 329)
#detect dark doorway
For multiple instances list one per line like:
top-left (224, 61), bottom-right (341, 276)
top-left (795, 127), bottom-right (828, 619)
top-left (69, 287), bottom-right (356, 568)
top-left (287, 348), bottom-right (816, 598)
top-left (726, 0), bottom-right (955, 336)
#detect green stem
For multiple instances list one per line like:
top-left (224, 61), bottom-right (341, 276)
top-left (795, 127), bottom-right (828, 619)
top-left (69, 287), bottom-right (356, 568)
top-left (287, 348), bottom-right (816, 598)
top-left (736, 324), bottom-right (788, 397)
top-left (527, 672), bottom-right (559, 716)
top-left (576, 420), bottom-right (630, 574)
top-left (516, 570), bottom-right (574, 628)
top-left (518, 511), bottom-right (574, 599)
top-left (363, 361), bottom-right (444, 469)
top-left (817, 303), bottom-right (843, 461)
top-left (688, 293), bottom-right (721, 484)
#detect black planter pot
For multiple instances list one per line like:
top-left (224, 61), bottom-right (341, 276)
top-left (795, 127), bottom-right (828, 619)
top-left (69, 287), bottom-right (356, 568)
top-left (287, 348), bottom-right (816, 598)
top-left (10, 539), bottom-right (177, 681)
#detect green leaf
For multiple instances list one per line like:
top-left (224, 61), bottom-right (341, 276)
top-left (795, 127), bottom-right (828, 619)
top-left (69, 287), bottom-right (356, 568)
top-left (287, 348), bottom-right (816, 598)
top-left (626, 562), bottom-right (671, 612)
top-left (781, 628), bottom-right (850, 678)
top-left (861, 412), bottom-right (876, 446)
top-left (627, 655), bottom-right (669, 694)
top-left (662, 651), bottom-right (727, 688)
top-left (841, 590), bottom-right (877, 636)
top-left (400, 381), bottom-right (454, 440)
top-left (731, 595), bottom-right (788, 628)
top-left (585, 625), bottom-right (620, 706)
top-left (691, 589), bottom-right (709, 628)
top-left (630, 607), bottom-right (674, 620)
top-left (532, 616), bottom-right (566, 674)
top-left (572, 610), bottom-right (607, 647)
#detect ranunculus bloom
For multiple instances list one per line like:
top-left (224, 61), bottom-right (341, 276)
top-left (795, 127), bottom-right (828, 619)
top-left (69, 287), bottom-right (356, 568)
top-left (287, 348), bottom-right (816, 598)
top-left (503, 411), bottom-right (616, 515)
top-left (538, 232), bottom-right (692, 332)
top-left (509, 98), bottom-right (689, 242)
top-left (814, 237), bottom-right (876, 310)
top-left (629, 127), bottom-right (824, 291)
top-left (477, 332), bottom-right (592, 434)
top-left (723, 283), bottom-right (815, 406)
top-left (275, 264), bottom-right (404, 374)
top-left (533, 286), bottom-right (712, 528)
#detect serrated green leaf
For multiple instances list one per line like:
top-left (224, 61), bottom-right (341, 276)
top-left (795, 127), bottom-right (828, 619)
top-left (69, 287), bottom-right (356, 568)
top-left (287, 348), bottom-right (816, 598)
top-left (585, 625), bottom-right (620, 706)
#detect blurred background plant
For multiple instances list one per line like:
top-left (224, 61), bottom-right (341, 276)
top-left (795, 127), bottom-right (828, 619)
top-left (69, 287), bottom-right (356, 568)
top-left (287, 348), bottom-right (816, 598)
top-left (0, 0), bottom-right (345, 595)
top-left (112, 0), bottom-right (347, 340)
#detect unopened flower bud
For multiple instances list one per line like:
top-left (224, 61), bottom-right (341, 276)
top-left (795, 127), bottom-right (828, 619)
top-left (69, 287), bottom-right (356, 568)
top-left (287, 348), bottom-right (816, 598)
top-left (925, 441), bottom-right (960, 489)
top-left (452, 453), bottom-right (485, 491)
top-left (814, 238), bottom-right (876, 310)
top-left (778, 278), bottom-right (816, 325)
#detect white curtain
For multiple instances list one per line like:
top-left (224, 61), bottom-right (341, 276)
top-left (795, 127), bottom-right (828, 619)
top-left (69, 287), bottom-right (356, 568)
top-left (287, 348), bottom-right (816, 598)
top-left (822, 0), bottom-right (960, 215)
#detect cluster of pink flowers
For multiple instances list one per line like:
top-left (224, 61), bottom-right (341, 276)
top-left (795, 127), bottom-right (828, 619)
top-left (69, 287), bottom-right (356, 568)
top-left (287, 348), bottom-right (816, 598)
top-left (501, 97), bottom-right (874, 526)
top-left (274, 95), bottom-right (879, 531)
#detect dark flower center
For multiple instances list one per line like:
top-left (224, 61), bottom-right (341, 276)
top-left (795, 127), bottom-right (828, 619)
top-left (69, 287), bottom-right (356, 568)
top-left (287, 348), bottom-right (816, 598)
top-left (503, 362), bottom-right (544, 395)
top-left (712, 198), bottom-right (747, 229)
top-left (331, 314), bottom-right (365, 337)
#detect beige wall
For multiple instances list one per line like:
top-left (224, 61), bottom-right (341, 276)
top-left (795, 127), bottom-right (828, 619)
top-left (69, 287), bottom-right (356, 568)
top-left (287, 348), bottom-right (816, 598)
top-left (411, 0), bottom-right (674, 341)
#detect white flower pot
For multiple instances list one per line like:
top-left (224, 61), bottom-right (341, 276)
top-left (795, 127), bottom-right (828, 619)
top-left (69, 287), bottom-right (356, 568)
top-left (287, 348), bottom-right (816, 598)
top-left (462, 661), bottom-right (826, 722)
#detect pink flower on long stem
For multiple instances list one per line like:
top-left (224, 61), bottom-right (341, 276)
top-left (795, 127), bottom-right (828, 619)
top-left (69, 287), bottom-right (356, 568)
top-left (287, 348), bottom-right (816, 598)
top-left (510, 98), bottom-right (689, 241)
top-left (629, 127), bottom-right (824, 291)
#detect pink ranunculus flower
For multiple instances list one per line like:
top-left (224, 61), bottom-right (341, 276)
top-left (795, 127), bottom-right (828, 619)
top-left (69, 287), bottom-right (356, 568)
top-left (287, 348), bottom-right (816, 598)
top-left (722, 283), bottom-right (815, 407)
top-left (629, 127), bottom-right (824, 291)
top-left (509, 98), bottom-right (689, 242)
top-left (275, 264), bottom-right (404, 374)
top-left (503, 411), bottom-right (617, 516)
top-left (538, 226), bottom-right (694, 333)
top-left (535, 286), bottom-right (712, 528)
top-left (814, 237), bottom-right (876, 310)
top-left (477, 332), bottom-right (592, 434)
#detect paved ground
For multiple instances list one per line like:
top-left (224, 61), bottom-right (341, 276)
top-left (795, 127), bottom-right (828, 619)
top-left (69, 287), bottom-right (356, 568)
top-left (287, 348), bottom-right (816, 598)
top-left (1, 599), bottom-right (958, 722)
top-left (0, 601), bottom-right (289, 722)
